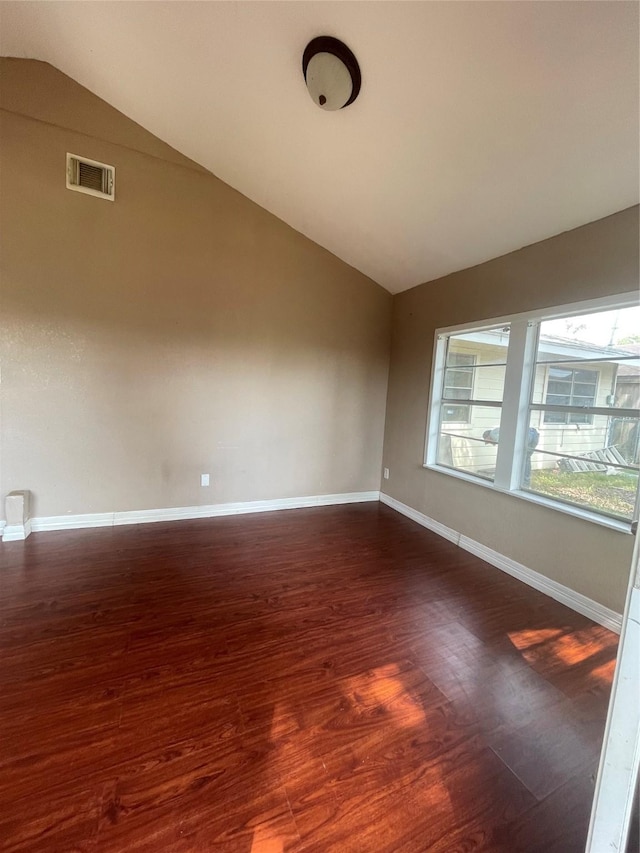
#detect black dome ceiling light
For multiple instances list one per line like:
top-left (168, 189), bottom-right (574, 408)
top-left (302, 36), bottom-right (361, 111)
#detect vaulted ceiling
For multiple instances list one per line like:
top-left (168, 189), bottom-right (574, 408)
top-left (1, 1), bottom-right (638, 293)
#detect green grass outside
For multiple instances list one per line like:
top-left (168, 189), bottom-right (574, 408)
top-left (529, 469), bottom-right (638, 519)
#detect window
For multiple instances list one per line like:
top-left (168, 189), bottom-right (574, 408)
top-left (435, 327), bottom-right (509, 481)
top-left (426, 296), bottom-right (640, 526)
top-left (442, 353), bottom-right (475, 422)
top-left (543, 367), bottom-right (598, 424)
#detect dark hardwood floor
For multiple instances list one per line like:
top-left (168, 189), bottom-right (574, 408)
top-left (0, 503), bottom-right (618, 852)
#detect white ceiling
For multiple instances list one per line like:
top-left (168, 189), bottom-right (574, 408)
top-left (1, 1), bottom-right (638, 293)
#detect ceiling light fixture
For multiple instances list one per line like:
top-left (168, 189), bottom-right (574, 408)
top-left (302, 36), bottom-right (361, 111)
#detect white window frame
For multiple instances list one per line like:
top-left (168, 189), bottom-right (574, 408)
top-left (424, 291), bottom-right (640, 533)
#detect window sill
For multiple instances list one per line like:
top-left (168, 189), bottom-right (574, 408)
top-left (423, 463), bottom-right (633, 534)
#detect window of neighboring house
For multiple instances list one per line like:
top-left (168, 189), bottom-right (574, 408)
top-left (425, 296), bottom-right (640, 527)
top-left (442, 352), bottom-right (475, 422)
top-left (543, 367), bottom-right (598, 424)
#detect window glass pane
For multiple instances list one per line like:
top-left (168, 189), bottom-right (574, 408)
top-left (441, 404), bottom-right (471, 422)
top-left (444, 389), bottom-right (472, 402)
top-left (574, 384), bottom-right (597, 397)
top-left (549, 366), bottom-right (573, 381)
top-left (544, 411), bottom-right (568, 425)
top-left (574, 369), bottom-right (598, 384)
top-left (461, 364), bottom-right (507, 401)
top-left (610, 417), bottom-right (640, 465)
top-left (573, 396), bottom-right (596, 407)
top-left (525, 413), bottom-right (639, 520)
top-left (445, 367), bottom-right (474, 389)
top-left (535, 306), bottom-right (640, 361)
top-left (443, 365), bottom-right (507, 403)
top-left (548, 381), bottom-right (571, 395)
top-left (443, 351), bottom-right (474, 422)
top-left (614, 357), bottom-right (640, 410)
top-left (446, 327), bottom-right (510, 366)
top-left (532, 306), bottom-right (640, 444)
top-left (446, 352), bottom-right (475, 367)
top-left (515, 425), bottom-right (542, 488)
top-left (441, 327), bottom-right (509, 425)
top-left (437, 406), bottom-right (504, 481)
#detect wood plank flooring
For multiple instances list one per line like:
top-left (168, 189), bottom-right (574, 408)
top-left (0, 503), bottom-right (618, 852)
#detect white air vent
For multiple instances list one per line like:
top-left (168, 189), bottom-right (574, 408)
top-left (66, 154), bottom-right (115, 200)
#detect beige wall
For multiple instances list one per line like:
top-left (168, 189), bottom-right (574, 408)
top-left (0, 59), bottom-right (391, 519)
top-left (382, 206), bottom-right (639, 612)
top-left (2, 58), bottom-right (636, 614)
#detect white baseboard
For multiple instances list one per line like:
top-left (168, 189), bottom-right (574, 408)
top-left (1, 519), bottom-right (32, 542)
top-left (379, 493), bottom-right (460, 545)
top-left (23, 491), bottom-right (380, 535)
top-left (380, 492), bottom-right (622, 634)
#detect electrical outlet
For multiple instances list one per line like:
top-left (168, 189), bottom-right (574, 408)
top-left (200, 473), bottom-right (210, 487)
top-left (383, 467), bottom-right (390, 480)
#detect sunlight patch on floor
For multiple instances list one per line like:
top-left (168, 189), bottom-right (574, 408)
top-left (590, 659), bottom-right (616, 685)
top-left (250, 830), bottom-right (284, 853)
top-left (343, 662), bottom-right (426, 728)
top-left (507, 628), bottom-right (565, 650)
top-left (508, 626), bottom-right (616, 668)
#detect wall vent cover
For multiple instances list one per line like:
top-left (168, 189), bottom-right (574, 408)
top-left (66, 154), bottom-right (115, 200)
